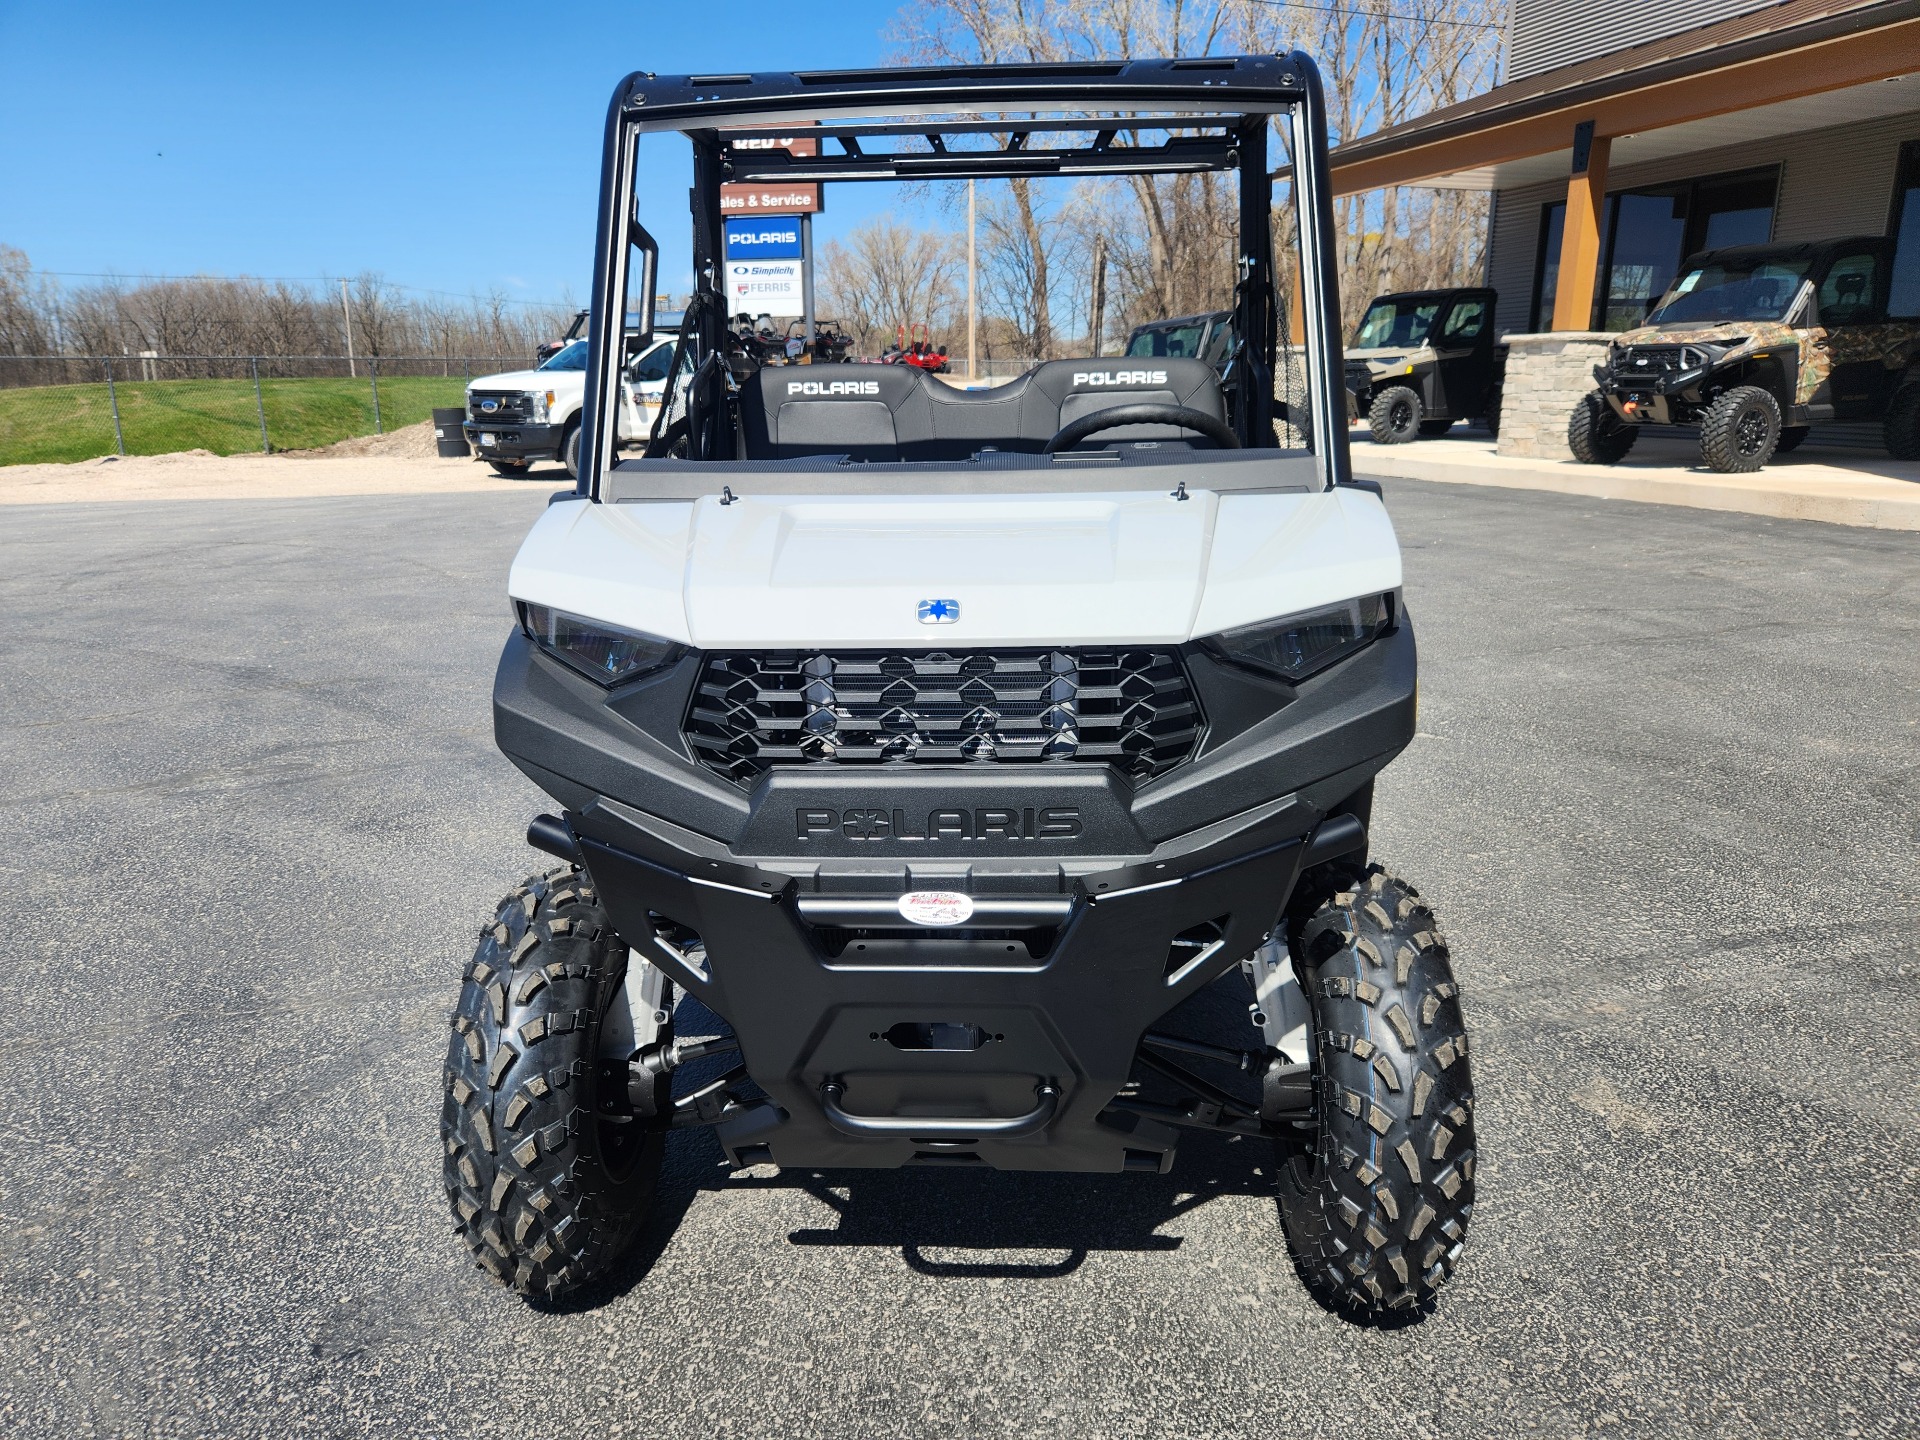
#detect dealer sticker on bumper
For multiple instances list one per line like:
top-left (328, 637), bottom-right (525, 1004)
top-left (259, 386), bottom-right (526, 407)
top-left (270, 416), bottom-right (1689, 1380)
top-left (897, 891), bottom-right (974, 926)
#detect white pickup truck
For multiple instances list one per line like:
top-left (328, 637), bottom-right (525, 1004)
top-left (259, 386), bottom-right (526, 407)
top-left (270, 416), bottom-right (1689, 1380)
top-left (464, 335), bottom-right (676, 478)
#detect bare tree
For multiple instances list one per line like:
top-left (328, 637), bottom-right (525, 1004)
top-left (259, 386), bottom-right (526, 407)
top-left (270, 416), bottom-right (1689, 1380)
top-left (889, 0), bottom-right (1502, 344)
top-left (818, 219), bottom-right (965, 356)
top-left (0, 247), bottom-right (54, 356)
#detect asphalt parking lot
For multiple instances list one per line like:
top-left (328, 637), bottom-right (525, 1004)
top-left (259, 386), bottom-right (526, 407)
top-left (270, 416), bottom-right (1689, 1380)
top-left (0, 476), bottom-right (1914, 1438)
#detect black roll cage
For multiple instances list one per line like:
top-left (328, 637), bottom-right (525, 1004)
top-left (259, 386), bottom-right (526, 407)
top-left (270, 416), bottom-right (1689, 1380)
top-left (577, 54), bottom-right (1350, 499)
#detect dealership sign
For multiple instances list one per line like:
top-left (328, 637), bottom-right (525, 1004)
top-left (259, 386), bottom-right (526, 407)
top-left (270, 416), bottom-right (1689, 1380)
top-left (725, 218), bottom-right (804, 260)
top-left (721, 183), bottom-right (821, 215)
top-left (727, 260), bottom-right (805, 316)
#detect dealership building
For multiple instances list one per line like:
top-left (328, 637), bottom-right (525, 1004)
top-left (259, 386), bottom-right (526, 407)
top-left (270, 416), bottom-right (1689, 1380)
top-left (1329, 0), bottom-right (1920, 454)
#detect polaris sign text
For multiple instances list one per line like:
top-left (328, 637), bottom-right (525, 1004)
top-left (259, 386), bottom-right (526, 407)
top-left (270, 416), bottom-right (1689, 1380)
top-left (725, 218), bottom-right (804, 260)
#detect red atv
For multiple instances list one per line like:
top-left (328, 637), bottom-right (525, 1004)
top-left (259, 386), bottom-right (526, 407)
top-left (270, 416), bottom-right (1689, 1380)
top-left (888, 322), bottom-right (950, 374)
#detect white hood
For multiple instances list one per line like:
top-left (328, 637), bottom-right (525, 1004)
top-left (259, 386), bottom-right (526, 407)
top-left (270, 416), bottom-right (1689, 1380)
top-left (507, 487), bottom-right (1402, 648)
top-left (469, 368), bottom-right (552, 391)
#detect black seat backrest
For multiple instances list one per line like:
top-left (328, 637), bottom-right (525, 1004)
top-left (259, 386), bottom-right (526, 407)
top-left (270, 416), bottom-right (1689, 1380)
top-left (1021, 358), bottom-right (1226, 443)
top-left (739, 364), bottom-right (927, 460)
top-left (738, 355), bottom-right (1228, 460)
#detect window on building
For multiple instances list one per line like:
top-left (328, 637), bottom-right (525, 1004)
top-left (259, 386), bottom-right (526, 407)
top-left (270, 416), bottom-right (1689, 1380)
top-left (1600, 190), bottom-right (1687, 330)
top-left (1889, 140), bottom-right (1920, 319)
top-left (1531, 167), bottom-right (1779, 331)
top-left (1530, 202), bottom-right (1565, 330)
top-left (1686, 170), bottom-right (1778, 255)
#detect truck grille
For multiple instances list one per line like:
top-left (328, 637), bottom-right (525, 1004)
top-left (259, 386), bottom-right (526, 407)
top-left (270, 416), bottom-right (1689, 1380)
top-left (468, 390), bottom-right (534, 422)
top-left (1617, 344), bottom-right (1708, 375)
top-left (686, 649), bottom-right (1203, 786)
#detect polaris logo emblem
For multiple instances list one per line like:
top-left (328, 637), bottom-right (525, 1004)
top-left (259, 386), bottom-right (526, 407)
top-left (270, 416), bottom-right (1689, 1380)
top-left (797, 807), bottom-right (1085, 842)
top-left (787, 380), bottom-right (880, 396)
top-left (917, 599), bottom-right (958, 624)
top-left (1072, 369), bottom-right (1166, 387)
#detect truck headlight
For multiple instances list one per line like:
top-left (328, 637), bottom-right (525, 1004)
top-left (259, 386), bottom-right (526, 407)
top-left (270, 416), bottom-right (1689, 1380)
top-left (530, 390), bottom-right (552, 423)
top-left (518, 602), bottom-right (681, 685)
top-left (1206, 593), bottom-right (1394, 682)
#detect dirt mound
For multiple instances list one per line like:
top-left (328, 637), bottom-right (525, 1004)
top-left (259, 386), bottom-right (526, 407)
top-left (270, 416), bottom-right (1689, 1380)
top-left (284, 420), bottom-right (453, 460)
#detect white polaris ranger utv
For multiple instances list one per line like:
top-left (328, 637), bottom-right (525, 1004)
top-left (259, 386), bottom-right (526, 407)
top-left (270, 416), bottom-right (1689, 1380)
top-left (442, 55), bottom-right (1476, 1321)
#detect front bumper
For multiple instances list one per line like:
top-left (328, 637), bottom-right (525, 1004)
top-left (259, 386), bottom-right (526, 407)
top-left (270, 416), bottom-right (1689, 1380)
top-left (1595, 361), bottom-right (1712, 425)
top-left (493, 618), bottom-right (1417, 1172)
top-left (572, 792), bottom-right (1310, 1173)
top-left (463, 419), bottom-right (562, 459)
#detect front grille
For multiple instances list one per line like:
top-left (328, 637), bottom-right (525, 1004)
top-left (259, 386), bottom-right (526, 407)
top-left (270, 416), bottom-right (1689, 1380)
top-left (1618, 344), bottom-right (1707, 375)
top-left (686, 648), bottom-right (1203, 786)
top-left (468, 390), bottom-right (534, 423)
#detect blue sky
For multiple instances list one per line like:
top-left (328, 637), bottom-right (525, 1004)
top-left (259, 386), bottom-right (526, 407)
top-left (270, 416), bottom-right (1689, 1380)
top-left (0, 0), bottom-right (913, 307)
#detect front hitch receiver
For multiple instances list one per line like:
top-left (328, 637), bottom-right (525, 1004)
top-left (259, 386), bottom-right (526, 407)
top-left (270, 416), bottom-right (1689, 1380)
top-left (819, 1079), bottom-right (1062, 1140)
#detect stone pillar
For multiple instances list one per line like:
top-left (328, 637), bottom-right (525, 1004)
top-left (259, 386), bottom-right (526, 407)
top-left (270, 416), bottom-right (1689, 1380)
top-left (1496, 332), bottom-right (1614, 459)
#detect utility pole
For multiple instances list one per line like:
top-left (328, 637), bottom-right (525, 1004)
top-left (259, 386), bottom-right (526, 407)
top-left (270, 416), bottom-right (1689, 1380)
top-left (340, 279), bottom-right (356, 378)
top-left (966, 178), bottom-right (977, 384)
top-left (1089, 233), bottom-right (1107, 358)
top-left (800, 212), bottom-right (816, 355)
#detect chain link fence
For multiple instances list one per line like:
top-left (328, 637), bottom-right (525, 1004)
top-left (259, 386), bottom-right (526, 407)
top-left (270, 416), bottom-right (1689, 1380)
top-left (0, 355), bottom-right (526, 466)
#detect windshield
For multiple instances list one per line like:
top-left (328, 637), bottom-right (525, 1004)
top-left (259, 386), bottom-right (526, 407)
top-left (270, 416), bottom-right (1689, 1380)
top-left (1352, 297), bottom-right (1441, 350)
top-left (1127, 321), bottom-right (1208, 358)
top-left (1647, 259), bottom-right (1810, 323)
top-left (538, 340), bottom-right (588, 371)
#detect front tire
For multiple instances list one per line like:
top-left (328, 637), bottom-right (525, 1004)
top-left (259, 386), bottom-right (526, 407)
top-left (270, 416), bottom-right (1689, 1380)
top-left (1368, 386), bottom-right (1422, 444)
top-left (1568, 391), bottom-right (1637, 464)
top-left (1698, 385), bottom-right (1781, 472)
top-left (561, 423), bottom-right (581, 480)
top-left (1277, 864), bottom-right (1476, 1318)
top-left (487, 457), bottom-right (532, 477)
top-left (442, 865), bottom-right (665, 1298)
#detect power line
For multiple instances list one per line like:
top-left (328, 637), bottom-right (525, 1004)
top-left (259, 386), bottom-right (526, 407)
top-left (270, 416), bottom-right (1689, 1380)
top-left (1244, 0), bottom-right (1504, 30)
top-left (31, 270), bottom-right (575, 308)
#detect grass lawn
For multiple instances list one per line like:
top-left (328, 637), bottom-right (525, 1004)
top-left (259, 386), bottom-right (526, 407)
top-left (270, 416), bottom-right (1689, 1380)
top-left (0, 374), bottom-right (476, 465)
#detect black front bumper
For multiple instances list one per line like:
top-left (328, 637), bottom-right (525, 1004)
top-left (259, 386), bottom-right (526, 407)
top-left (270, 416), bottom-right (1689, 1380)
top-left (495, 619), bottom-right (1417, 1172)
top-left (464, 420), bottom-right (562, 459)
top-left (572, 793), bottom-right (1310, 1173)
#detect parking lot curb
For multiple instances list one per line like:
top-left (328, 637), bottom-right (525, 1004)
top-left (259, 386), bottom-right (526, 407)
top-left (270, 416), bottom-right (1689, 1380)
top-left (1353, 435), bottom-right (1920, 531)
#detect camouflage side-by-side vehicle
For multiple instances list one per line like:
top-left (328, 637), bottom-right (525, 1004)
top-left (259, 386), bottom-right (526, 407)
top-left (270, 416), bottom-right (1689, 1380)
top-left (1573, 237), bottom-right (1920, 472)
top-left (1345, 288), bottom-right (1504, 443)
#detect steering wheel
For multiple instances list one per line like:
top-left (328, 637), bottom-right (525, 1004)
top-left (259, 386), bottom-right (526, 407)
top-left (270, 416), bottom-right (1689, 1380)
top-left (1043, 403), bottom-right (1241, 453)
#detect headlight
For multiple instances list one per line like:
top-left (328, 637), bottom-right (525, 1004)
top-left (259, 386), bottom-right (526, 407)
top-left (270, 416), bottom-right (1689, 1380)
top-left (530, 390), bottom-right (551, 422)
top-left (1206, 593), bottom-right (1394, 682)
top-left (518, 602), bottom-right (681, 685)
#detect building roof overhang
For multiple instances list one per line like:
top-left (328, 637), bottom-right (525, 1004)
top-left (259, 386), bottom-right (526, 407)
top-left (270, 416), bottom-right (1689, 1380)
top-left (1314, 0), bottom-right (1920, 195)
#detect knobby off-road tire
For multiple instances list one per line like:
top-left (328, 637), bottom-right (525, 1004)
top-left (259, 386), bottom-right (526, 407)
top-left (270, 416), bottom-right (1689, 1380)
top-left (1368, 386), bottom-right (1422, 445)
top-left (1278, 864), bottom-right (1476, 1318)
top-left (1885, 384), bottom-right (1920, 461)
top-left (1568, 391), bottom-right (1637, 464)
top-left (1698, 385), bottom-right (1781, 472)
top-left (442, 865), bottom-right (665, 1298)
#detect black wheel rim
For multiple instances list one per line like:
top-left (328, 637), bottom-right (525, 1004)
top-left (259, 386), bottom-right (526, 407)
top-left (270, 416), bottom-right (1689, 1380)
top-left (1735, 407), bottom-right (1770, 455)
top-left (1390, 399), bottom-right (1413, 431)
